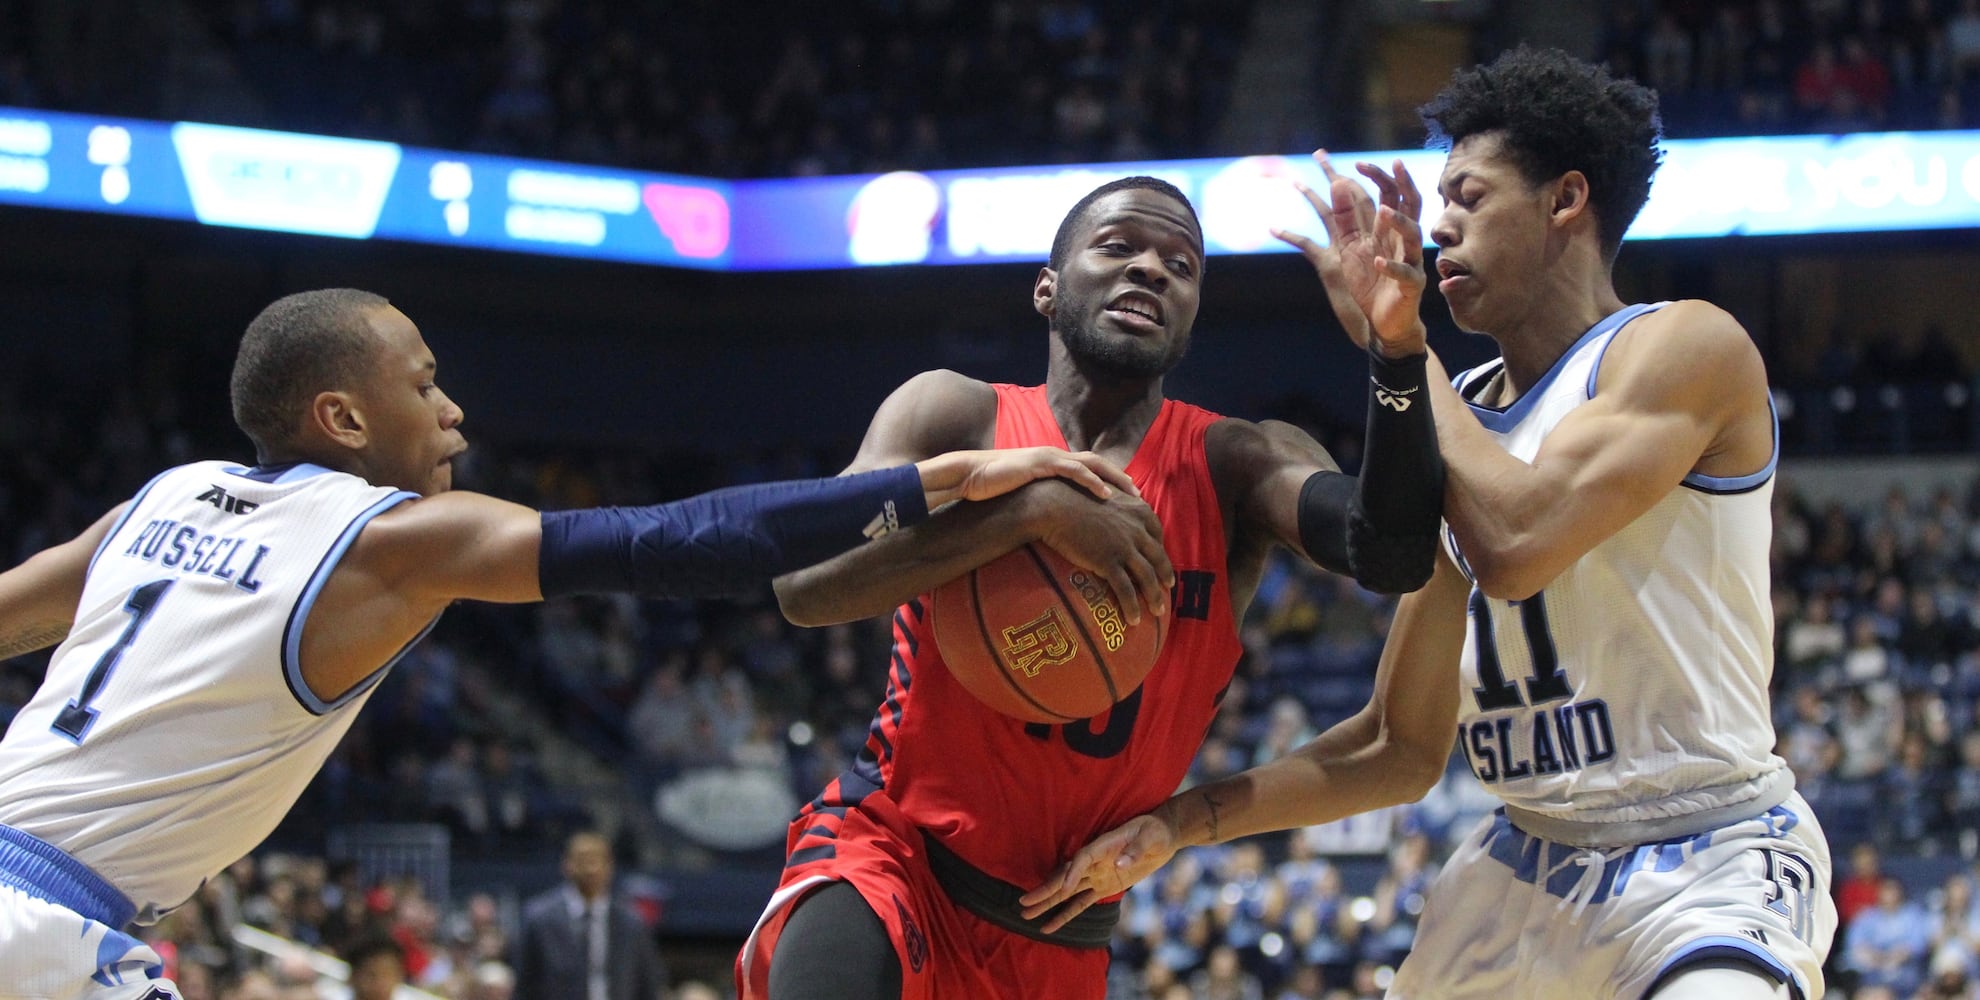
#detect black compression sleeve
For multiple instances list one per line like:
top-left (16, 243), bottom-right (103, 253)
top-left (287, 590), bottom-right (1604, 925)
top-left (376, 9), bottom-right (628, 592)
top-left (1360, 349), bottom-right (1443, 535)
top-left (1348, 348), bottom-right (1444, 592)
top-left (1297, 348), bottom-right (1445, 594)
top-left (1296, 470), bottom-right (1356, 577)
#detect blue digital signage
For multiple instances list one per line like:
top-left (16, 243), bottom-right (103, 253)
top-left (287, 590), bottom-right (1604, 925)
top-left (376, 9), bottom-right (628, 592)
top-left (0, 104), bottom-right (1974, 273)
top-left (0, 109), bottom-right (734, 270)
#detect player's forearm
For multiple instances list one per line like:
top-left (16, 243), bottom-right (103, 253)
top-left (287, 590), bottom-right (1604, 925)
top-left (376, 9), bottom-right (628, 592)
top-left (1423, 354), bottom-right (1575, 597)
top-left (1346, 347), bottom-right (1443, 592)
top-left (773, 484), bottom-right (1054, 626)
top-left (1160, 710), bottom-right (1442, 847)
top-left (0, 619), bottom-right (70, 659)
top-left (0, 511), bottom-right (108, 651)
top-left (537, 465), bottom-right (930, 603)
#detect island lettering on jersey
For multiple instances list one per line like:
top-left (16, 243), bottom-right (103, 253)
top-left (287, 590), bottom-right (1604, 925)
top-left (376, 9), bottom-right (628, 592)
top-left (1461, 699), bottom-right (1616, 784)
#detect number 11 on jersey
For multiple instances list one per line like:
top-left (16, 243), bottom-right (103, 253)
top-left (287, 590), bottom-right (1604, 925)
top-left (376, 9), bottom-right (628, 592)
top-left (51, 578), bottom-right (174, 743)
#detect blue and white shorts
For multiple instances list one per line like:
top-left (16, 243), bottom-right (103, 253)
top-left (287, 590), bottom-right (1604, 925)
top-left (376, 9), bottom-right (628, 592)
top-left (1388, 794), bottom-right (1835, 1000)
top-left (0, 884), bottom-right (178, 1000)
top-left (0, 823), bottom-right (178, 1000)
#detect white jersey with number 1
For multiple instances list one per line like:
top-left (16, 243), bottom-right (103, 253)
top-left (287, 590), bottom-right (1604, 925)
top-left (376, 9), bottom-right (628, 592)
top-left (0, 460), bottom-right (432, 923)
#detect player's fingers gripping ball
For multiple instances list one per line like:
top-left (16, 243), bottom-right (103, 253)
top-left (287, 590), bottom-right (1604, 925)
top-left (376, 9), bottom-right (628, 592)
top-left (931, 542), bottom-right (1166, 723)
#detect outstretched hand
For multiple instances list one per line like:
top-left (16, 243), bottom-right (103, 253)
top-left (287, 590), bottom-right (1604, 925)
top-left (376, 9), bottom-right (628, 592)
top-left (1272, 151), bottom-right (1429, 359)
top-left (1018, 810), bottom-right (1181, 934)
top-left (919, 447), bottom-right (1139, 508)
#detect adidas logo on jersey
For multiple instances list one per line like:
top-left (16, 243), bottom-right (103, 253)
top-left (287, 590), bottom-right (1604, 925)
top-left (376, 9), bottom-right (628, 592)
top-left (195, 485), bottom-right (259, 515)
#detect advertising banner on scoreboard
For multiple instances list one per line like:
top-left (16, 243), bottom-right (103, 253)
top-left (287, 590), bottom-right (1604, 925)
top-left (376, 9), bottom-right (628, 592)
top-left (0, 107), bottom-right (735, 270)
top-left (0, 104), bottom-right (1975, 272)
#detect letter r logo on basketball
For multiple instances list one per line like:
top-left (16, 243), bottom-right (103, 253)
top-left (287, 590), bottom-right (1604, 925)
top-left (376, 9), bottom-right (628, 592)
top-left (1000, 608), bottom-right (1079, 677)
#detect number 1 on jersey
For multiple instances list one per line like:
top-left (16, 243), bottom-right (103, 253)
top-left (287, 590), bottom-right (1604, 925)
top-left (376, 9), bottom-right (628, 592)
top-left (1468, 587), bottom-right (1570, 712)
top-left (52, 579), bottom-right (174, 743)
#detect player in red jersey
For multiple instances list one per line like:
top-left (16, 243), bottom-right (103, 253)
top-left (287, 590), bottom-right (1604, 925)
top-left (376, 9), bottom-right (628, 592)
top-left (736, 175), bottom-right (1446, 1000)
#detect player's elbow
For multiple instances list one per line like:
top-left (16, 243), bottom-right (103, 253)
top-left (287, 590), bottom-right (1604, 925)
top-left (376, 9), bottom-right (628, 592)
top-left (1469, 561), bottom-right (1550, 602)
top-left (1345, 525), bottom-right (1439, 595)
top-left (773, 572), bottom-right (834, 628)
top-left (1386, 739), bottom-right (1447, 803)
top-left (1459, 538), bottom-right (1556, 602)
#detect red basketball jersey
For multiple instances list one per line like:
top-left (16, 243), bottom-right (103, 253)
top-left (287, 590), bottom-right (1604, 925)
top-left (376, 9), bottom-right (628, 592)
top-left (805, 384), bottom-right (1243, 887)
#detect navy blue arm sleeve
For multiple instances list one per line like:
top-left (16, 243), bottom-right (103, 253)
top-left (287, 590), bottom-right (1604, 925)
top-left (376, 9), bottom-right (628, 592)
top-left (1298, 349), bottom-right (1444, 594)
top-left (537, 464), bottom-right (929, 600)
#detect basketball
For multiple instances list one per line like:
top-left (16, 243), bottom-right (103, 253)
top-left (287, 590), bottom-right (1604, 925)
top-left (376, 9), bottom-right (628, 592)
top-left (929, 542), bottom-right (1167, 724)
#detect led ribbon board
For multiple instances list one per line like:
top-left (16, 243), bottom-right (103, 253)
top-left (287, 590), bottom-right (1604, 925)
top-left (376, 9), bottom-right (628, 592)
top-left (0, 105), bottom-right (1972, 271)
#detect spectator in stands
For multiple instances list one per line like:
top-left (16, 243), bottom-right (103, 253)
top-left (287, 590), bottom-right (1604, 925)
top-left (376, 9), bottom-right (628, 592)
top-left (627, 655), bottom-right (697, 775)
top-left (513, 831), bottom-right (666, 1000)
top-left (1951, 0), bottom-right (1980, 79)
top-left (1796, 41), bottom-right (1853, 120)
top-left (1836, 686), bottom-right (1896, 778)
top-left (218, 968), bottom-right (279, 1000)
top-left (1644, 12), bottom-right (1696, 96)
top-left (1845, 875), bottom-right (1934, 997)
top-left (1917, 945), bottom-right (1979, 1000)
top-left (347, 935), bottom-right (410, 1000)
top-left (1781, 685), bottom-right (1838, 777)
top-left (1286, 861), bottom-right (1355, 978)
top-left (428, 736), bottom-right (491, 844)
top-left (1251, 697), bottom-right (1316, 767)
top-left (1131, 850), bottom-right (1216, 977)
top-left (1879, 732), bottom-right (1946, 850)
top-left (1948, 732), bottom-right (1980, 848)
top-left (464, 960), bottom-right (517, 1000)
top-left (1840, 34), bottom-right (1895, 122)
top-left (1209, 841), bottom-right (1284, 969)
top-left (1784, 591), bottom-right (1848, 671)
top-left (1188, 943), bottom-right (1265, 1000)
top-left (481, 740), bottom-right (551, 851)
top-left (1359, 832), bottom-right (1434, 969)
top-left (1840, 842), bottom-right (1890, 928)
top-left (1930, 873), bottom-right (1980, 984)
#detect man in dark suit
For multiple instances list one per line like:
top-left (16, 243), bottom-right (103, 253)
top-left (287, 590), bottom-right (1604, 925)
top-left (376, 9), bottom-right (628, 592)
top-left (514, 832), bottom-right (666, 1000)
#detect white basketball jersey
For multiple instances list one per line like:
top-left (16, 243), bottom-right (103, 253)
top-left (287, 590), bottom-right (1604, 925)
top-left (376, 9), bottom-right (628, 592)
top-left (1444, 303), bottom-right (1790, 844)
top-left (0, 461), bottom-right (434, 921)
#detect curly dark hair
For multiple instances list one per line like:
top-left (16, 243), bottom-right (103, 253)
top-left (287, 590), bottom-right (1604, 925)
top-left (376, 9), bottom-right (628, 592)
top-left (1047, 176), bottom-right (1203, 272)
top-left (1419, 46), bottom-right (1662, 261)
top-left (230, 288), bottom-right (390, 461)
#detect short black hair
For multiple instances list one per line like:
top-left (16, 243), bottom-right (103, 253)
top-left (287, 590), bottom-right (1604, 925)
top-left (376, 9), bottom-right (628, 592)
top-left (1047, 176), bottom-right (1203, 272)
top-left (1419, 46), bottom-right (1662, 261)
top-left (344, 934), bottom-right (406, 973)
top-left (230, 288), bottom-right (391, 460)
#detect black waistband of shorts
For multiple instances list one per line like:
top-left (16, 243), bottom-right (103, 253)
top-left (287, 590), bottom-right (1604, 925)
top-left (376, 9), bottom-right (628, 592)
top-left (920, 830), bottom-right (1119, 949)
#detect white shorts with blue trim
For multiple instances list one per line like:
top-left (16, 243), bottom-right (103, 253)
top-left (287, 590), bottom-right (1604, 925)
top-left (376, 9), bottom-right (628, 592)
top-left (0, 884), bottom-right (179, 1000)
top-left (1388, 794), bottom-right (1835, 1000)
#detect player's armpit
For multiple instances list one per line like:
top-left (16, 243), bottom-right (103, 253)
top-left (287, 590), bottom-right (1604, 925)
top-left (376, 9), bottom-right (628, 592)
top-left (346, 491), bottom-right (546, 610)
top-left (1431, 302), bottom-right (1767, 599)
top-left (0, 502), bottom-right (128, 655)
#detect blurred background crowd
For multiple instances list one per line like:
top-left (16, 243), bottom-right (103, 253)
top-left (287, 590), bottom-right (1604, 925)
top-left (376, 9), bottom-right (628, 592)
top-left (2, 0), bottom-right (1980, 999)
